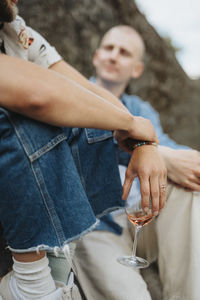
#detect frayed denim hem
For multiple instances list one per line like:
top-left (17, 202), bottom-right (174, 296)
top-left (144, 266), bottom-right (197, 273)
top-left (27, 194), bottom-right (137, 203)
top-left (7, 219), bottom-right (99, 255)
top-left (7, 206), bottom-right (122, 257)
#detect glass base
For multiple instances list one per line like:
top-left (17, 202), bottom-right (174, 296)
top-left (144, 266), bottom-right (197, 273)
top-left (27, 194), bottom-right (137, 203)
top-left (117, 255), bottom-right (149, 269)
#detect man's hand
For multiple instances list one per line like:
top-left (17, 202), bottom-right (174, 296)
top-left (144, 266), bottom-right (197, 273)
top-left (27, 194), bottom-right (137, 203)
top-left (159, 146), bottom-right (200, 191)
top-left (123, 145), bottom-right (167, 216)
top-left (114, 116), bottom-right (159, 153)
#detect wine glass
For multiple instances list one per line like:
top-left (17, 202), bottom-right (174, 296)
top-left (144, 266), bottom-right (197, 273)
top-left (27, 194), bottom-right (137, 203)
top-left (117, 176), bottom-right (154, 269)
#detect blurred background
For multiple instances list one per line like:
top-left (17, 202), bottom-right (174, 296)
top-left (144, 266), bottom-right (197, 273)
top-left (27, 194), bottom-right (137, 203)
top-left (136, 0), bottom-right (200, 79)
top-left (18, 0), bottom-right (200, 149)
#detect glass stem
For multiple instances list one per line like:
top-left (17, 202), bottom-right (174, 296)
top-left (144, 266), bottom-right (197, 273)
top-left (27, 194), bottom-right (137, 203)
top-left (132, 225), bottom-right (142, 257)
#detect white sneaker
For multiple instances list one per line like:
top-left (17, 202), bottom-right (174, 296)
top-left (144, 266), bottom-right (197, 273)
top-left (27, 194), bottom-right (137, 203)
top-left (41, 281), bottom-right (75, 300)
top-left (0, 271), bottom-right (80, 300)
top-left (0, 271), bottom-right (14, 300)
top-left (53, 272), bottom-right (82, 300)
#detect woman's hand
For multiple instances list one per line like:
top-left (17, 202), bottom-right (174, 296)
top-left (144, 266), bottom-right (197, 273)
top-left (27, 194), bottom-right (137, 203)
top-left (122, 145), bottom-right (167, 216)
top-left (114, 116), bottom-right (159, 153)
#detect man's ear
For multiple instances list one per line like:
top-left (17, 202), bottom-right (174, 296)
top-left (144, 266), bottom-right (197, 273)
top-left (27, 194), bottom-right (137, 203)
top-left (131, 61), bottom-right (144, 79)
top-left (92, 49), bottom-right (100, 67)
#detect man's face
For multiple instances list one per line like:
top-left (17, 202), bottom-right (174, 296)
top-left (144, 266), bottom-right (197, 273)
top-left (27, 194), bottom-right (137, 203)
top-left (0, 0), bottom-right (18, 23)
top-left (93, 28), bottom-right (143, 85)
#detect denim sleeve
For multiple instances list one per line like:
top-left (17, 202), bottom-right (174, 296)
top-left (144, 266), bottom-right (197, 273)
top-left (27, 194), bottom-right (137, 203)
top-left (135, 100), bottom-right (190, 150)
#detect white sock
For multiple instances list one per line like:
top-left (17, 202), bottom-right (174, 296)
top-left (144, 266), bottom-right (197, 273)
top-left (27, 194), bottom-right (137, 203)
top-left (10, 255), bottom-right (56, 299)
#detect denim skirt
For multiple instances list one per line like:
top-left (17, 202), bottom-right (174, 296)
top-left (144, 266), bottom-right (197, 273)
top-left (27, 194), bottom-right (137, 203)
top-left (0, 109), bottom-right (123, 252)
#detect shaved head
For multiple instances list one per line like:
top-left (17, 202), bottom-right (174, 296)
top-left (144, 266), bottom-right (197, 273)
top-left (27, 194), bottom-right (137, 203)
top-left (93, 25), bottom-right (145, 95)
top-left (101, 25), bottom-right (145, 61)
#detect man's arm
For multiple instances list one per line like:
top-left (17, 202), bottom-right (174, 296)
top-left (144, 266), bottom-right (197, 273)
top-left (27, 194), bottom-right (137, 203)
top-left (158, 146), bottom-right (200, 191)
top-left (135, 99), bottom-right (200, 191)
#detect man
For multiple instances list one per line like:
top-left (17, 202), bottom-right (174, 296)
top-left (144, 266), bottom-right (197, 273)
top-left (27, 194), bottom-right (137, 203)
top-left (0, 3), bottom-right (167, 300)
top-left (73, 25), bottom-right (200, 300)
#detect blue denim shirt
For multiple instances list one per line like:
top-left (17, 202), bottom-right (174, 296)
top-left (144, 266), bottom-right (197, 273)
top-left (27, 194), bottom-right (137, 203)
top-left (90, 78), bottom-right (190, 234)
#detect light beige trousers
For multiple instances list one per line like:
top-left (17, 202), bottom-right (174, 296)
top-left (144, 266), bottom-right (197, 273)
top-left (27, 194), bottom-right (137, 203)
top-left (73, 183), bottom-right (200, 300)
top-left (154, 184), bottom-right (200, 300)
top-left (73, 212), bottom-right (151, 300)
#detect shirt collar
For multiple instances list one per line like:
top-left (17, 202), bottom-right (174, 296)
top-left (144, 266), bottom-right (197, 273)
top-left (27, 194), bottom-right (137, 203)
top-left (89, 76), bottom-right (127, 102)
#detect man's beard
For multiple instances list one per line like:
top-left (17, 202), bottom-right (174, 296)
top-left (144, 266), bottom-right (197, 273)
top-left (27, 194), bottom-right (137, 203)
top-left (0, 0), bottom-right (18, 23)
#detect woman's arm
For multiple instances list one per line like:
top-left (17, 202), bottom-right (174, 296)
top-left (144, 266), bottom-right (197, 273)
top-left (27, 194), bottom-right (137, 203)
top-left (50, 60), bottom-right (128, 112)
top-left (0, 54), bottom-right (157, 143)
